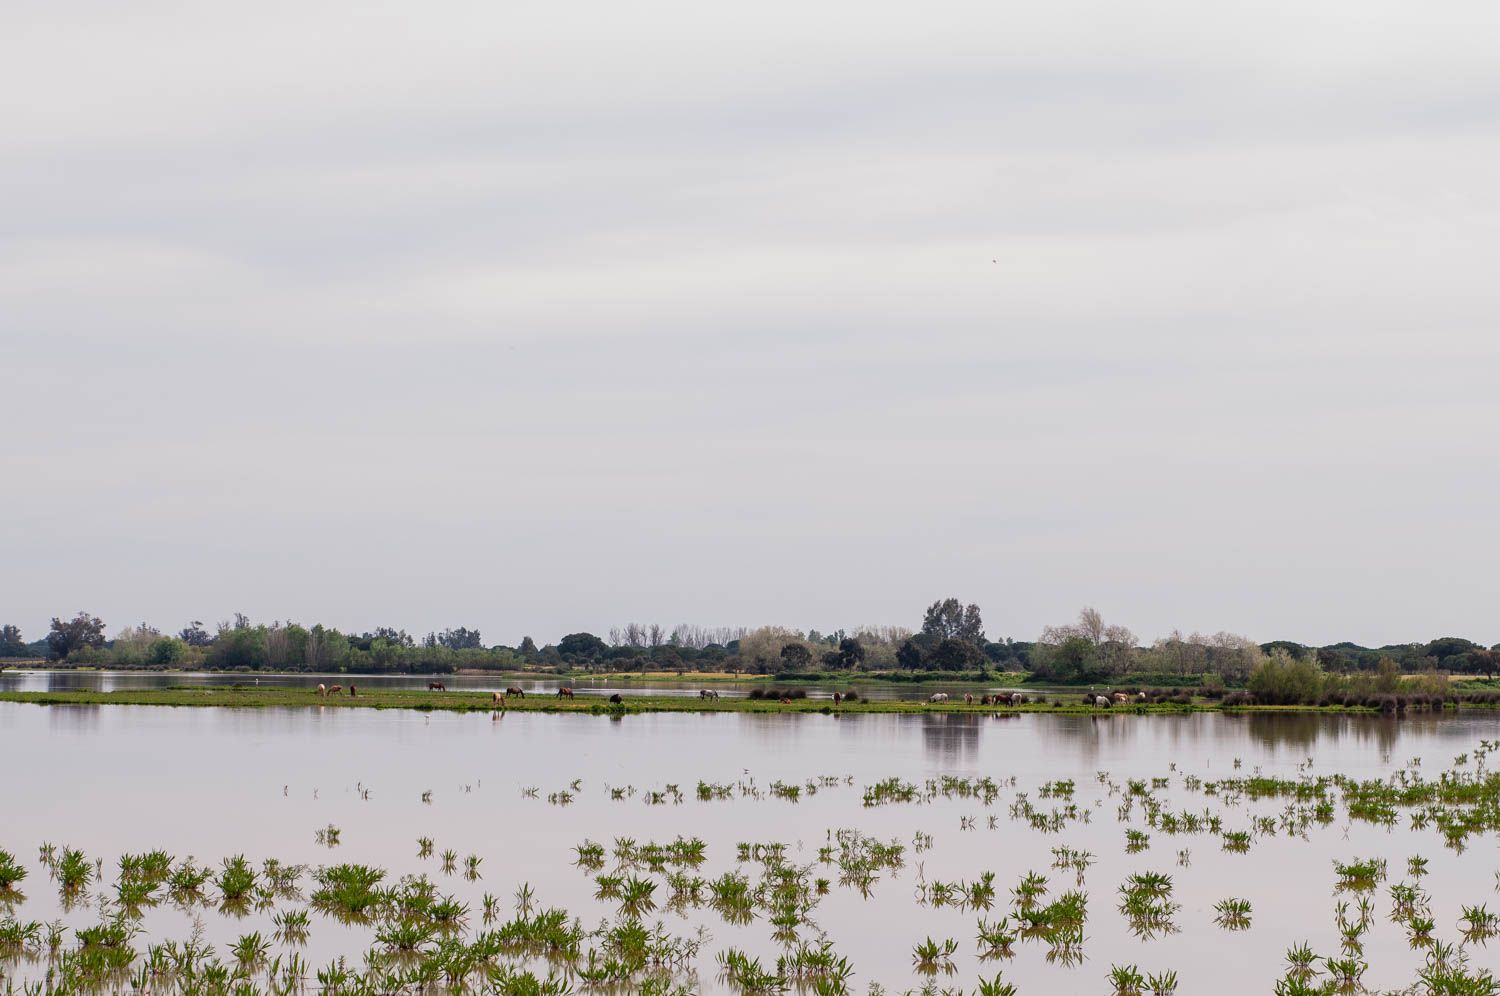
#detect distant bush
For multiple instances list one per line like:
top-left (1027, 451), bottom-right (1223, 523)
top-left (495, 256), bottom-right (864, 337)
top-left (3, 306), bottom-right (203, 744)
top-left (1247, 650), bottom-right (1326, 705)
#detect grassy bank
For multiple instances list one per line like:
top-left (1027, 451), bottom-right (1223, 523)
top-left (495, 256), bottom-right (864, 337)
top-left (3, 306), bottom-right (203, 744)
top-left (1, 686), bottom-right (1495, 717)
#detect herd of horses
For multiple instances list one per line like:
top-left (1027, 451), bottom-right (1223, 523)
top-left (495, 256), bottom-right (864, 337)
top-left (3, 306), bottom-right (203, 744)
top-left (312, 683), bottom-right (1147, 709)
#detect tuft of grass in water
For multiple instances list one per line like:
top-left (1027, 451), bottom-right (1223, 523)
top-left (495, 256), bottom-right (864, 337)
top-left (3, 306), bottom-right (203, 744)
top-left (1214, 897), bottom-right (1253, 930)
top-left (216, 855), bottom-right (256, 904)
top-left (0, 850), bottom-right (28, 892)
top-left (271, 908), bottom-right (310, 945)
top-left (1146, 970), bottom-right (1179, 995)
top-left (978, 974), bottom-right (1019, 996)
top-left (1108, 964), bottom-right (1145, 994)
top-left (1460, 903), bottom-right (1498, 940)
top-left (310, 863), bottom-right (385, 919)
top-left (912, 936), bottom-right (958, 973)
top-left (54, 847), bottom-right (92, 892)
top-left (231, 930), bottom-right (269, 968)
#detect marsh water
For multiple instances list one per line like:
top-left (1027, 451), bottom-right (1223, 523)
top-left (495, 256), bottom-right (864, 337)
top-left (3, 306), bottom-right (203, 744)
top-left (0, 669), bottom-right (1016, 701)
top-left (3, 701), bottom-right (1499, 992)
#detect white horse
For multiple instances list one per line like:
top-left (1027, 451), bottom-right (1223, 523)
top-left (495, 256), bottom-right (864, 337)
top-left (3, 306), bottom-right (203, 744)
top-left (929, 692), bottom-right (949, 703)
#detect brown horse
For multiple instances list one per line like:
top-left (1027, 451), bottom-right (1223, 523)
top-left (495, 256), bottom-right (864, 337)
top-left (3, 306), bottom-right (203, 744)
top-left (428, 681), bottom-right (446, 691)
top-left (349, 684), bottom-right (357, 697)
top-left (506, 687), bottom-right (524, 698)
top-left (779, 697), bottom-right (793, 705)
top-left (609, 693), bottom-right (622, 704)
top-left (491, 692), bottom-right (505, 707)
top-left (327, 684), bottom-right (342, 696)
top-left (964, 693), bottom-right (974, 705)
top-left (832, 692), bottom-right (842, 705)
top-left (557, 687), bottom-right (574, 699)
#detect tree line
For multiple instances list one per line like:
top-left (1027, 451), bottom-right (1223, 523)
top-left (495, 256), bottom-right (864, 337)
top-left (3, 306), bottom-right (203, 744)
top-left (2, 600), bottom-right (1496, 683)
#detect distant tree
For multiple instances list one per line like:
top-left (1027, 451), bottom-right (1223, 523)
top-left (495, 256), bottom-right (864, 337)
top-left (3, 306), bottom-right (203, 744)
top-left (149, 637), bottom-right (187, 666)
top-left (207, 626), bottom-right (267, 670)
top-left (518, 636), bottom-right (539, 657)
top-left (1424, 637), bottom-right (1478, 664)
top-left (558, 632), bottom-right (608, 663)
top-left (46, 612), bottom-right (107, 661)
top-left (370, 627), bottom-right (415, 649)
top-left (836, 637), bottom-right (866, 670)
top-left (1479, 646), bottom-right (1500, 681)
top-left (1035, 636), bottom-right (1101, 684)
top-left (178, 621), bottom-right (212, 647)
top-left (438, 627), bottom-right (483, 651)
top-left (896, 638), bottom-right (925, 671)
top-left (737, 627), bottom-right (804, 673)
top-left (1248, 649), bottom-right (1326, 705)
top-left (1037, 607), bottom-right (1136, 677)
top-left (929, 638), bottom-right (986, 672)
top-left (779, 643), bottom-right (813, 670)
top-left (0, 624), bottom-right (27, 657)
top-left (650, 645), bottom-right (683, 671)
top-left (920, 598), bottom-right (986, 645)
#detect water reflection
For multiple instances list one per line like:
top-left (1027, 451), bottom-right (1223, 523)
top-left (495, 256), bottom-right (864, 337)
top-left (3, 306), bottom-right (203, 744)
top-left (4, 702), bottom-right (1500, 994)
top-left (0, 668), bottom-right (1012, 702)
top-left (917, 712), bottom-right (984, 761)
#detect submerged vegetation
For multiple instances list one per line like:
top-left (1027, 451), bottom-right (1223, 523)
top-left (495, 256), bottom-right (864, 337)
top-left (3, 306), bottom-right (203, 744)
top-left (4, 740), bottom-right (1500, 992)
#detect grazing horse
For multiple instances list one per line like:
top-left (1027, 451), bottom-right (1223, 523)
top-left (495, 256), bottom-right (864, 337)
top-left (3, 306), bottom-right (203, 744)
top-left (964, 693), bottom-right (974, 705)
top-left (316, 683), bottom-right (327, 697)
top-left (779, 697), bottom-right (793, 705)
top-left (428, 681), bottom-right (446, 691)
top-left (832, 692), bottom-right (842, 705)
top-left (506, 687), bottom-right (525, 698)
top-left (699, 689), bottom-right (720, 700)
top-left (557, 687), bottom-right (575, 699)
top-left (1138, 691), bottom-right (1147, 702)
top-left (929, 692), bottom-right (949, 703)
top-left (609, 693), bottom-right (623, 704)
top-left (1094, 695), bottom-right (1110, 708)
top-left (491, 692), bottom-right (505, 707)
top-left (349, 684), bottom-right (356, 697)
top-left (1012, 692), bottom-right (1026, 706)
top-left (1113, 692), bottom-right (1128, 704)
top-left (327, 685), bottom-right (342, 696)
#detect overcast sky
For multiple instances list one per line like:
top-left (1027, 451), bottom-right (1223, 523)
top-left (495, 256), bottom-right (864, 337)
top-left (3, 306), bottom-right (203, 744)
top-left (4, 0), bottom-right (1498, 648)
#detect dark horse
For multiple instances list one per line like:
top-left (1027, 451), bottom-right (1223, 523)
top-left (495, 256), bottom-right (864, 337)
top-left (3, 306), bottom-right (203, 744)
top-left (506, 687), bottom-right (525, 698)
top-left (557, 687), bottom-right (574, 699)
top-left (609, 693), bottom-right (622, 704)
top-left (428, 681), bottom-right (446, 691)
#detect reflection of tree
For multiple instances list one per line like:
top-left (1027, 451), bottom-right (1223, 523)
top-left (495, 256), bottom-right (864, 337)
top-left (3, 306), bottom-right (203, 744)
top-left (47, 703), bottom-right (102, 732)
top-left (919, 713), bottom-right (982, 761)
top-left (1239, 713), bottom-right (1401, 756)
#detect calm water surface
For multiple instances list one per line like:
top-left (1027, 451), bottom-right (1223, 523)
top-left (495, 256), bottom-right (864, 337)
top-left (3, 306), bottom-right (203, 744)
top-left (2, 702), bottom-right (1498, 992)
top-left (0, 669), bottom-right (1027, 701)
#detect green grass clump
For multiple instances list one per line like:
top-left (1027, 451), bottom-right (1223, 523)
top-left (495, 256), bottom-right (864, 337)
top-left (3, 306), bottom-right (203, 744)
top-left (0, 850), bottom-right (27, 892)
